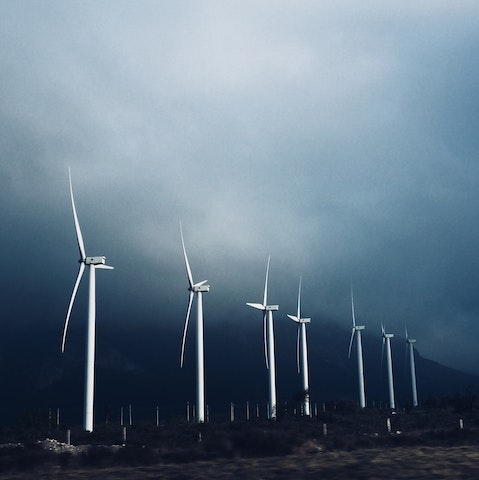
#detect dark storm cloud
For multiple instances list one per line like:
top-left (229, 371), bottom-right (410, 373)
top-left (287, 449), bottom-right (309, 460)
top-left (1, 1), bottom-right (479, 373)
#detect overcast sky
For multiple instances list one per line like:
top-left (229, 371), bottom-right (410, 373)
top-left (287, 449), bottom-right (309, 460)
top-left (1, 1), bottom-right (479, 374)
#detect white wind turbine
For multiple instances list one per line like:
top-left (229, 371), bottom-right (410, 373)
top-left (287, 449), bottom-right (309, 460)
top-left (179, 223), bottom-right (210, 423)
top-left (405, 327), bottom-right (419, 408)
top-left (381, 324), bottom-right (396, 410)
top-left (61, 168), bottom-right (113, 433)
top-left (348, 287), bottom-right (366, 409)
top-left (287, 276), bottom-right (311, 416)
top-left (247, 255), bottom-right (279, 419)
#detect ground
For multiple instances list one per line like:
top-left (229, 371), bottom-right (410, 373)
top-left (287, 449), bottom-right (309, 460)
top-left (1, 446), bottom-right (479, 479)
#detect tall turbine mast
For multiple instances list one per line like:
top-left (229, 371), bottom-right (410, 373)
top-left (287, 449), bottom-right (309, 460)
top-left (348, 287), bottom-right (366, 409)
top-left (287, 276), bottom-right (311, 416)
top-left (381, 324), bottom-right (396, 410)
top-left (405, 327), bottom-right (418, 408)
top-left (179, 223), bottom-right (209, 423)
top-left (247, 255), bottom-right (279, 419)
top-left (62, 168), bottom-right (113, 432)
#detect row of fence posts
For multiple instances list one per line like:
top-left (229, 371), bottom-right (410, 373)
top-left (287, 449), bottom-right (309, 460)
top-left (56, 414), bottom-right (467, 446)
top-left (49, 401), bottom-right (402, 430)
top-left (185, 400), bottom-right (328, 423)
top-left (49, 403), bottom-right (468, 438)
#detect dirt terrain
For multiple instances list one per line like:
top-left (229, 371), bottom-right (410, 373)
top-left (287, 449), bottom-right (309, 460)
top-left (1, 445), bottom-right (479, 479)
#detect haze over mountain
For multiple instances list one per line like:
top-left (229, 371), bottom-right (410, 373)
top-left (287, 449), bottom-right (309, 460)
top-left (3, 317), bottom-right (478, 426)
top-left (1, 1), bottom-right (479, 420)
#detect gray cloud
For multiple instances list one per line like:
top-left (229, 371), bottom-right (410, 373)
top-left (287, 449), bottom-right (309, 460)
top-left (1, 1), bottom-right (479, 374)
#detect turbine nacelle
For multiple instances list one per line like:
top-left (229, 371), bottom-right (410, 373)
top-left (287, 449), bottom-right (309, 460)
top-left (247, 303), bottom-right (278, 311)
top-left (288, 314), bottom-right (311, 323)
top-left (190, 280), bottom-right (210, 293)
top-left (85, 256), bottom-right (107, 265)
top-left (354, 325), bottom-right (365, 331)
top-left (381, 324), bottom-right (393, 339)
top-left (266, 305), bottom-right (279, 311)
top-left (407, 338), bottom-right (416, 344)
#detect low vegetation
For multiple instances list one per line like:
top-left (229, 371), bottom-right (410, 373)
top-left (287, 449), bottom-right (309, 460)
top-left (0, 394), bottom-right (479, 478)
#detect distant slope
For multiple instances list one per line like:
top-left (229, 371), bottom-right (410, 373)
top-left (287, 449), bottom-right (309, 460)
top-left (1, 319), bottom-right (478, 425)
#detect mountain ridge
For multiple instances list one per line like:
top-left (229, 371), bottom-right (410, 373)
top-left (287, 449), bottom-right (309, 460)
top-left (2, 318), bottom-right (478, 425)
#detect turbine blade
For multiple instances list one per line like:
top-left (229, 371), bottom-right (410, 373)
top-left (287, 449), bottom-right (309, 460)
top-left (351, 286), bottom-right (356, 327)
top-left (263, 255), bottom-right (271, 306)
top-left (68, 168), bottom-right (86, 261)
top-left (96, 264), bottom-right (114, 270)
top-left (380, 336), bottom-right (385, 375)
top-left (348, 328), bottom-right (355, 359)
top-left (296, 325), bottom-right (301, 374)
top-left (404, 324), bottom-right (409, 366)
top-left (263, 312), bottom-right (269, 370)
top-left (247, 303), bottom-right (265, 310)
top-left (297, 276), bottom-right (302, 320)
top-left (180, 291), bottom-right (194, 367)
top-left (193, 280), bottom-right (208, 288)
top-left (287, 314), bottom-right (299, 322)
top-left (61, 262), bottom-right (85, 352)
top-left (180, 222), bottom-right (194, 288)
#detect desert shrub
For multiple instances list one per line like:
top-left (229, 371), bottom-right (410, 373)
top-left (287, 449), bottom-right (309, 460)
top-left (326, 433), bottom-right (361, 451)
top-left (115, 445), bottom-right (159, 466)
top-left (58, 451), bottom-right (73, 469)
top-left (231, 426), bottom-right (295, 456)
top-left (0, 446), bottom-right (20, 472)
top-left (15, 444), bottom-right (56, 471)
top-left (334, 401), bottom-right (359, 415)
top-left (81, 445), bottom-right (115, 468)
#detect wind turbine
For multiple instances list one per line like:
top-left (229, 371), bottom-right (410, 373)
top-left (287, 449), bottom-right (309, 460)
top-left (247, 255), bottom-right (279, 419)
top-left (381, 324), bottom-right (396, 410)
top-left (287, 276), bottom-right (311, 416)
top-left (179, 223), bottom-right (209, 423)
top-left (61, 168), bottom-right (113, 433)
top-left (347, 287), bottom-right (366, 409)
top-left (405, 327), bottom-right (419, 408)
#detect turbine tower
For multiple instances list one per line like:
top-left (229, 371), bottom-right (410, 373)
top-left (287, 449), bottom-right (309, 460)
top-left (247, 255), bottom-right (279, 419)
top-left (348, 287), bottom-right (366, 409)
top-left (381, 324), bottom-right (396, 410)
top-left (62, 168), bottom-right (113, 433)
top-left (405, 327), bottom-right (418, 408)
top-left (179, 223), bottom-right (210, 423)
top-left (287, 276), bottom-right (311, 416)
